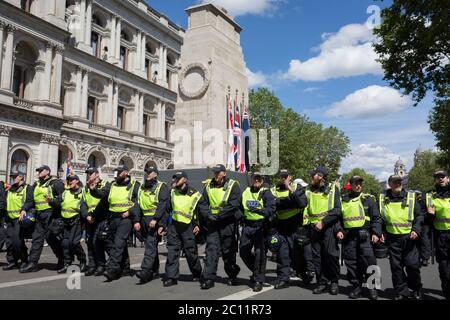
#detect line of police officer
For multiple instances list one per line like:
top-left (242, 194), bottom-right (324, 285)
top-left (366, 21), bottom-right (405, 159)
top-left (0, 164), bottom-right (449, 300)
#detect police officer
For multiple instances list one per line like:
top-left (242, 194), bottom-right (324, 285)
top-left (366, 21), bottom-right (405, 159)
top-left (270, 170), bottom-right (307, 289)
top-left (305, 166), bottom-right (341, 295)
top-left (425, 170), bottom-right (450, 299)
top-left (201, 164), bottom-right (242, 290)
top-left (417, 190), bottom-right (432, 267)
top-left (57, 175), bottom-right (87, 273)
top-left (240, 172), bottom-right (276, 292)
top-left (83, 167), bottom-right (109, 276)
top-left (336, 175), bottom-right (382, 300)
top-left (0, 180), bottom-right (6, 253)
top-left (88, 165), bottom-right (141, 281)
top-left (20, 165), bottom-right (65, 273)
top-left (164, 171), bottom-right (207, 287)
top-left (3, 173), bottom-right (31, 270)
top-left (380, 174), bottom-right (424, 300)
top-left (136, 166), bottom-right (169, 284)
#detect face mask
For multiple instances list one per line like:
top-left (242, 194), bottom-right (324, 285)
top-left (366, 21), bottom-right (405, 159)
top-left (115, 176), bottom-right (125, 184)
top-left (250, 185), bottom-right (261, 193)
top-left (144, 179), bottom-right (155, 188)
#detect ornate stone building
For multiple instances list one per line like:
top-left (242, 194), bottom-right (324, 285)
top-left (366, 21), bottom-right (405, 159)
top-left (0, 0), bottom-right (184, 184)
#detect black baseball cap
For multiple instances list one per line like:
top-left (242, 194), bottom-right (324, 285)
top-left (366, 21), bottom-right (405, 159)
top-left (36, 165), bottom-right (51, 173)
top-left (172, 171), bottom-right (188, 180)
top-left (67, 175), bottom-right (80, 181)
top-left (349, 175), bottom-right (364, 185)
top-left (145, 166), bottom-right (159, 174)
top-left (434, 170), bottom-right (448, 178)
top-left (309, 166), bottom-right (328, 177)
top-left (279, 169), bottom-right (291, 177)
top-left (251, 172), bottom-right (263, 179)
top-left (85, 167), bottom-right (99, 175)
top-left (388, 175), bottom-right (403, 183)
top-left (212, 164), bottom-right (227, 173)
top-left (114, 165), bottom-right (129, 172)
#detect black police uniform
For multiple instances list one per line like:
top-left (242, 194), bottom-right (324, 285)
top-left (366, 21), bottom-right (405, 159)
top-left (272, 183), bottom-right (308, 285)
top-left (427, 184), bottom-right (450, 299)
top-left (138, 179), bottom-right (170, 281)
top-left (84, 180), bottom-right (110, 275)
top-left (419, 198), bottom-right (433, 265)
top-left (4, 183), bottom-right (32, 268)
top-left (239, 187), bottom-right (276, 287)
top-left (91, 177), bottom-right (141, 278)
top-left (337, 192), bottom-right (382, 292)
top-left (202, 177), bottom-right (242, 287)
top-left (21, 176), bottom-right (65, 271)
top-left (55, 187), bottom-right (87, 269)
top-left (0, 181), bottom-right (6, 253)
top-left (164, 185), bottom-right (207, 283)
top-left (382, 189), bottom-right (423, 298)
top-left (309, 184), bottom-right (342, 291)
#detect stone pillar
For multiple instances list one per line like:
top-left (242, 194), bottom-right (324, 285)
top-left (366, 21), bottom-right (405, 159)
top-left (135, 30), bottom-right (141, 74)
top-left (79, 0), bottom-right (86, 44)
top-left (160, 102), bottom-right (166, 139)
top-left (141, 33), bottom-right (146, 73)
top-left (1, 25), bottom-right (14, 90)
top-left (138, 92), bottom-right (144, 133)
top-left (106, 79), bottom-right (113, 125)
top-left (40, 43), bottom-right (53, 101)
top-left (0, 22), bottom-right (5, 81)
top-left (115, 18), bottom-right (121, 61)
top-left (52, 45), bottom-right (64, 103)
top-left (80, 68), bottom-right (88, 119)
top-left (158, 44), bottom-right (164, 84)
top-left (41, 134), bottom-right (60, 172)
top-left (112, 82), bottom-right (118, 126)
top-left (85, 0), bottom-right (92, 46)
top-left (74, 66), bottom-right (82, 117)
top-left (109, 14), bottom-right (116, 62)
top-left (0, 125), bottom-right (11, 182)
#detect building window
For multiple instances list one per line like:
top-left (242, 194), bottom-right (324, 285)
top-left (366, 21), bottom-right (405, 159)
top-left (13, 66), bottom-right (26, 98)
top-left (143, 114), bottom-right (149, 136)
top-left (165, 121), bottom-right (170, 141)
top-left (145, 59), bottom-right (151, 81)
top-left (10, 149), bottom-right (28, 184)
top-left (166, 70), bottom-right (171, 89)
top-left (120, 46), bottom-right (128, 70)
top-left (88, 154), bottom-right (97, 168)
top-left (91, 32), bottom-right (101, 58)
top-left (87, 96), bottom-right (97, 123)
top-left (117, 106), bottom-right (125, 130)
top-left (21, 0), bottom-right (33, 12)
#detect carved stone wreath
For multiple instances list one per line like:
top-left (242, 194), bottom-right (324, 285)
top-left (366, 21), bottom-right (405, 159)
top-left (178, 63), bottom-right (210, 99)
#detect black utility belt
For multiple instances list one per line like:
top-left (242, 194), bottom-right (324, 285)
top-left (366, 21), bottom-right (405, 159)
top-left (108, 212), bottom-right (128, 218)
top-left (243, 219), bottom-right (264, 227)
top-left (62, 216), bottom-right (80, 224)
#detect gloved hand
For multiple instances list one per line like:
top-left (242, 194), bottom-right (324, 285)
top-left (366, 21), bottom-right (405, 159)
top-left (207, 214), bottom-right (219, 226)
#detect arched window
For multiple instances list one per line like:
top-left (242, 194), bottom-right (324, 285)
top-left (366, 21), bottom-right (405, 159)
top-left (88, 154), bottom-right (97, 168)
top-left (10, 149), bottom-right (29, 184)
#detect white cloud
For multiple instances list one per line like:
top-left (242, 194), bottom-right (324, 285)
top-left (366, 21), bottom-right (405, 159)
top-left (326, 85), bottom-right (411, 118)
top-left (341, 144), bottom-right (401, 181)
top-left (303, 87), bottom-right (320, 93)
top-left (246, 67), bottom-right (269, 88)
top-left (200, 0), bottom-right (281, 17)
top-left (283, 23), bottom-right (383, 81)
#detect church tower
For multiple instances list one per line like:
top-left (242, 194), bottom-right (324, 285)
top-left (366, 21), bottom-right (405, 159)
top-left (394, 158), bottom-right (406, 177)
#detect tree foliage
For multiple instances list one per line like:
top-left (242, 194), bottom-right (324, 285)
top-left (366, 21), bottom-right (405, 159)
top-left (408, 150), bottom-right (442, 192)
top-left (249, 88), bottom-right (351, 182)
top-left (373, 0), bottom-right (450, 168)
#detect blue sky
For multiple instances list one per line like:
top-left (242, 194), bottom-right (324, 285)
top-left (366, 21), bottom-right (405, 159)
top-left (147, 0), bottom-right (437, 181)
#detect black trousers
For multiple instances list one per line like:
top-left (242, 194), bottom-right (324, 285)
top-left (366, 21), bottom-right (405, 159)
top-left (420, 220), bottom-right (432, 261)
top-left (0, 218), bottom-right (6, 252)
top-left (107, 216), bottom-right (132, 274)
top-left (435, 230), bottom-right (450, 299)
top-left (93, 221), bottom-right (111, 269)
top-left (140, 216), bottom-right (160, 275)
top-left (5, 219), bottom-right (28, 264)
top-left (240, 223), bottom-right (266, 283)
top-left (62, 217), bottom-right (86, 265)
top-left (28, 210), bottom-right (63, 264)
top-left (342, 229), bottom-right (377, 287)
top-left (275, 215), bottom-right (302, 282)
top-left (165, 220), bottom-right (202, 280)
top-left (296, 226), bottom-right (315, 278)
top-left (311, 225), bottom-right (340, 285)
top-left (387, 233), bottom-right (422, 296)
top-left (85, 221), bottom-right (97, 270)
top-left (203, 219), bottom-right (240, 281)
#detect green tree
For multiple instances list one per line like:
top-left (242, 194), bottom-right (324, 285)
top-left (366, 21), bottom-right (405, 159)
top-left (249, 88), bottom-right (351, 182)
top-left (408, 150), bottom-right (441, 192)
top-left (341, 168), bottom-right (383, 197)
top-left (373, 0), bottom-right (450, 167)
